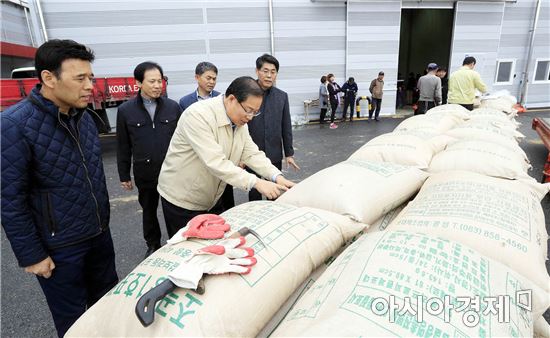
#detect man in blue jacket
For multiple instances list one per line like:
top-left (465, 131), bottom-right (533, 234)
top-left (179, 61), bottom-right (220, 112)
top-left (341, 77), bottom-right (359, 121)
top-left (1, 39), bottom-right (118, 338)
top-left (247, 54), bottom-right (300, 201)
top-left (116, 62), bottom-right (182, 257)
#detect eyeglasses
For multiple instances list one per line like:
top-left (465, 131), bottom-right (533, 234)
top-left (238, 101), bottom-right (262, 117)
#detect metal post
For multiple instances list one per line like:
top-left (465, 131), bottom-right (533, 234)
top-left (519, 0), bottom-right (541, 106)
top-left (23, 7), bottom-right (36, 47)
top-left (35, 0), bottom-right (48, 41)
top-left (268, 0), bottom-right (275, 55)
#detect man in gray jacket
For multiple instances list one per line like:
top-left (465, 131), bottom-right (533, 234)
top-left (415, 62), bottom-right (442, 115)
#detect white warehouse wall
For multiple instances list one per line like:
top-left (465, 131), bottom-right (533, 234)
top-left (23, 0), bottom-right (550, 120)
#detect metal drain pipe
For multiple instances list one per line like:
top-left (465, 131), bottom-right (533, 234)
top-left (268, 0), bottom-right (275, 54)
top-left (36, 0), bottom-right (48, 41)
top-left (519, 0), bottom-right (541, 106)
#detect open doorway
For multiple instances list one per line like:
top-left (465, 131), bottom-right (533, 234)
top-left (397, 8), bottom-right (454, 108)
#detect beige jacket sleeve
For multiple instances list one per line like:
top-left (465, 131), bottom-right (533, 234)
top-left (181, 111), bottom-right (258, 191)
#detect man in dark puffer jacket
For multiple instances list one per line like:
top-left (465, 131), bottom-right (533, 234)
top-left (1, 39), bottom-right (118, 338)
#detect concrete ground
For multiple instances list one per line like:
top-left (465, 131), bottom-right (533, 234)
top-left (1, 109), bottom-right (549, 337)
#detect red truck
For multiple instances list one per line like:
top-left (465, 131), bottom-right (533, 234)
top-left (0, 68), bottom-right (168, 134)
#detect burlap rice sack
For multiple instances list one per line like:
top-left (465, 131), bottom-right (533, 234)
top-left (66, 201), bottom-right (366, 337)
top-left (387, 171), bottom-right (550, 292)
top-left (272, 231), bottom-right (550, 337)
top-left (428, 139), bottom-right (531, 179)
top-left (276, 160), bottom-right (428, 224)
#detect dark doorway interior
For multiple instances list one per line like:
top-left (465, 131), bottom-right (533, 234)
top-left (398, 8), bottom-right (454, 106)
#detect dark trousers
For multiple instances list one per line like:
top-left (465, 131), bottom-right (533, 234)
top-left (342, 96), bottom-right (357, 120)
top-left (329, 101), bottom-right (338, 123)
top-left (220, 184), bottom-right (235, 210)
top-left (248, 161), bottom-right (283, 201)
top-left (38, 230), bottom-right (118, 338)
top-left (161, 197), bottom-right (225, 237)
top-left (319, 108), bottom-right (327, 123)
top-left (369, 98), bottom-right (382, 119)
top-left (137, 185), bottom-right (161, 248)
top-left (459, 103), bottom-right (474, 111)
top-left (415, 100), bottom-right (436, 115)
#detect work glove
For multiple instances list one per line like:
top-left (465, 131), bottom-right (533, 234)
top-left (168, 236), bottom-right (257, 289)
top-left (167, 214), bottom-right (230, 245)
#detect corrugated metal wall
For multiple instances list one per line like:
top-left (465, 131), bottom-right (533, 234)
top-left (1, 1), bottom-right (33, 45)
top-left (348, 0), bottom-right (401, 116)
top-left (498, 0), bottom-right (550, 107)
top-left (450, 1), bottom-right (506, 94)
top-left (29, 0), bottom-right (550, 116)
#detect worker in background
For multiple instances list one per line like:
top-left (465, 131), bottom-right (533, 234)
top-left (369, 71), bottom-right (385, 121)
top-left (436, 67), bottom-right (448, 104)
top-left (448, 56), bottom-right (487, 111)
top-left (341, 77), bottom-right (359, 121)
top-left (179, 62), bottom-right (220, 112)
top-left (415, 62), bottom-right (442, 115)
top-left (327, 73), bottom-right (341, 129)
top-left (117, 61), bottom-right (182, 258)
top-left (318, 75), bottom-right (329, 124)
top-left (247, 54), bottom-right (299, 201)
top-left (157, 76), bottom-right (295, 235)
top-left (178, 62), bottom-right (235, 211)
top-left (1, 39), bottom-right (118, 338)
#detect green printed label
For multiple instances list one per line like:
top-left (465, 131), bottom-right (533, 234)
top-left (405, 181), bottom-right (531, 242)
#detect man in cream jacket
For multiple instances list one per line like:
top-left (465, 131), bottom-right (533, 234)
top-left (158, 76), bottom-right (295, 236)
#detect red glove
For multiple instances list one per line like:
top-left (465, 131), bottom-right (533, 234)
top-left (167, 214), bottom-right (230, 245)
top-left (168, 236), bottom-right (257, 289)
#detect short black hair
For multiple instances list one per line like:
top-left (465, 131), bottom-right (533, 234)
top-left (35, 39), bottom-right (95, 83)
top-left (348, 77), bottom-right (355, 82)
top-left (378, 71), bottom-right (384, 76)
top-left (463, 56), bottom-right (476, 66)
top-left (225, 76), bottom-right (264, 102)
top-left (256, 54), bottom-right (279, 72)
top-left (195, 61), bottom-right (218, 75)
top-left (134, 61), bottom-right (164, 82)
top-left (437, 67), bottom-right (447, 72)
top-left (320, 75), bottom-right (327, 83)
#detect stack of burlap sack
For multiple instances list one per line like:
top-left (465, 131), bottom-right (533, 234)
top-left (270, 94), bottom-right (550, 337)
top-left (66, 92), bottom-right (549, 337)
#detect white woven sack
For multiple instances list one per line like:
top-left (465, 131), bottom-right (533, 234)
top-left (271, 231), bottom-right (550, 337)
top-left (348, 133), bottom-right (437, 168)
top-left (365, 203), bottom-right (405, 234)
top-left (276, 160), bottom-right (429, 224)
top-left (259, 226), bottom-right (368, 337)
top-left (469, 107), bottom-right (515, 119)
top-left (387, 171), bottom-right (550, 292)
top-left (447, 119), bottom-right (525, 141)
top-left (395, 114), bottom-right (462, 133)
top-left (428, 103), bottom-right (470, 113)
top-left (534, 316), bottom-right (550, 338)
top-left (428, 139), bottom-right (531, 179)
top-left (480, 91), bottom-right (518, 114)
top-left (65, 201), bottom-right (366, 337)
top-left (392, 129), bottom-right (455, 153)
top-left (425, 107), bottom-right (470, 120)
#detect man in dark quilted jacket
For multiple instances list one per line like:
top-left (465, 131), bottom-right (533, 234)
top-left (1, 40), bottom-right (118, 338)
